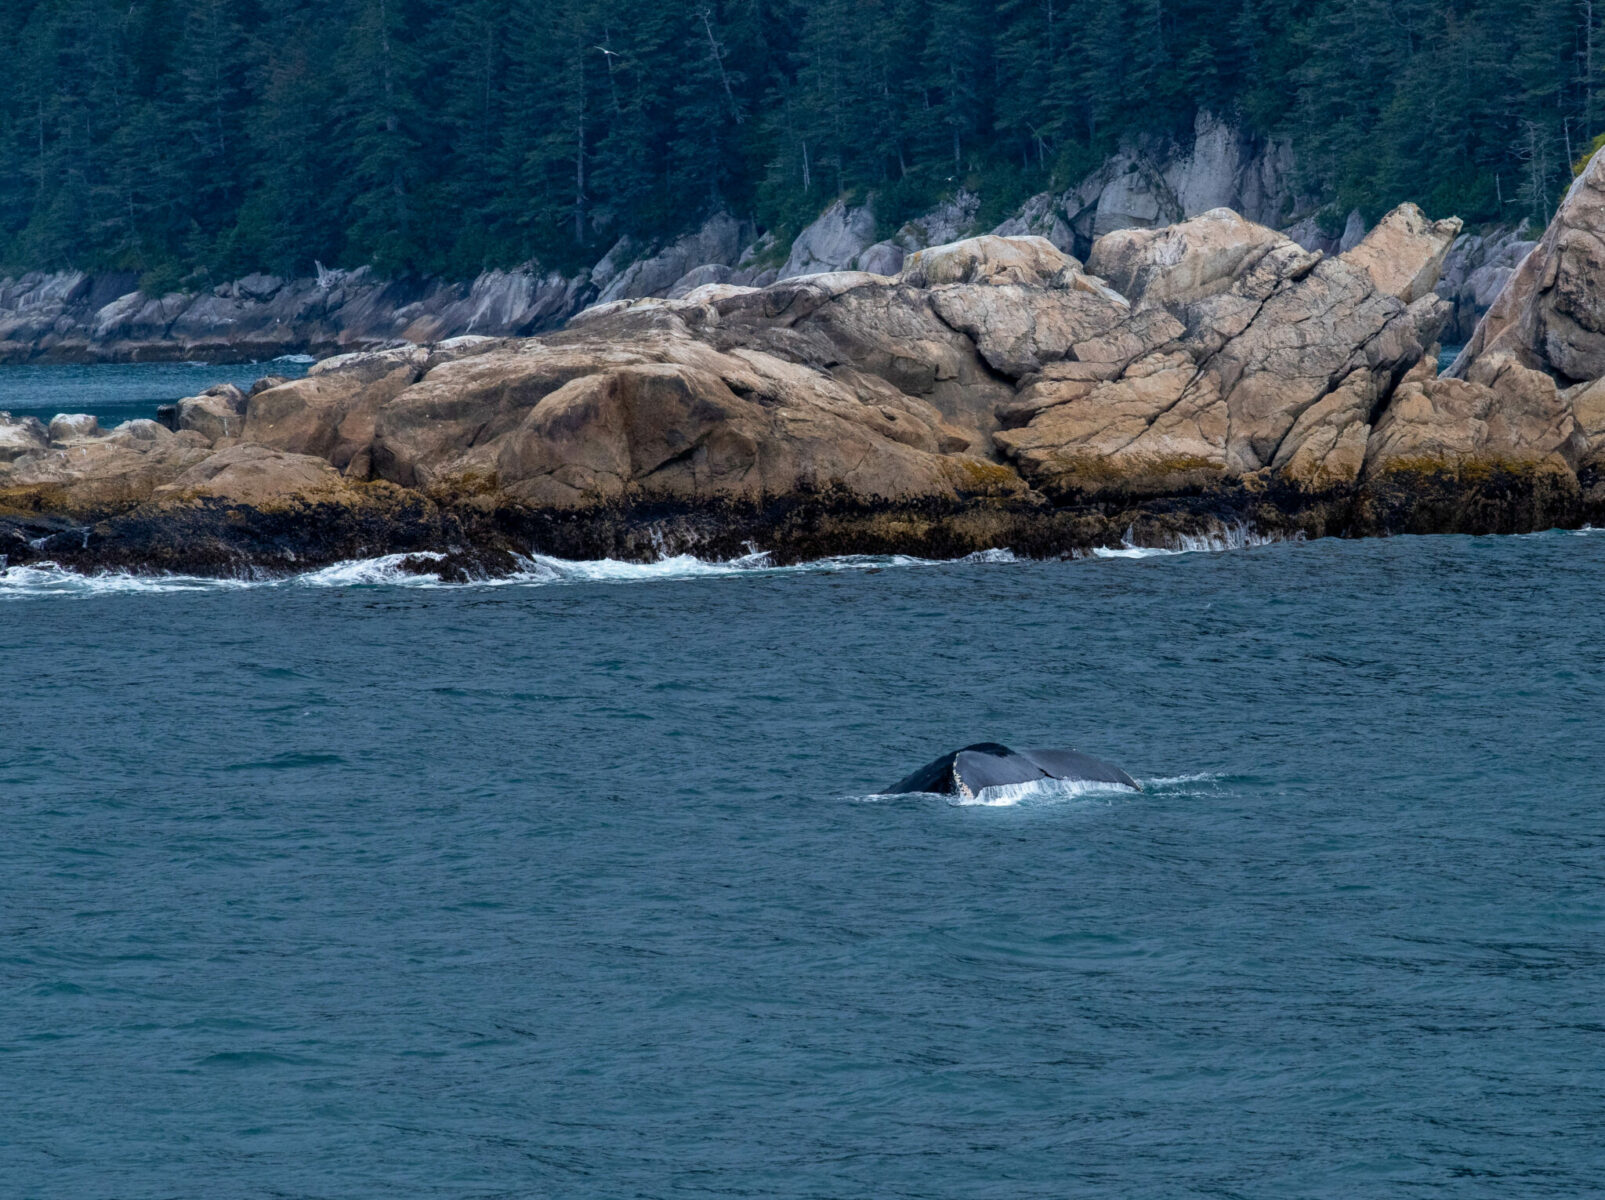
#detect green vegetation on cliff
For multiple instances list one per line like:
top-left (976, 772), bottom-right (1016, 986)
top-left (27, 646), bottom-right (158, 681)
top-left (0, 0), bottom-right (1596, 281)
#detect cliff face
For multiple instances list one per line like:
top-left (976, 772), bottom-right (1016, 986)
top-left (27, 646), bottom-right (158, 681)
top-left (11, 194), bottom-right (1593, 577)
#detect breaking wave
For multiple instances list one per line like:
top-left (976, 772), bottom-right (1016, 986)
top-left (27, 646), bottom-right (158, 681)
top-left (0, 564), bottom-right (259, 598)
top-left (0, 526), bottom-right (1301, 600)
top-left (0, 548), bottom-right (1020, 599)
top-left (295, 548), bottom-right (1020, 589)
top-left (1091, 522), bottom-right (1287, 559)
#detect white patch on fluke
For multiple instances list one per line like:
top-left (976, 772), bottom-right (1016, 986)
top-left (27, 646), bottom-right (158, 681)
top-left (953, 778), bottom-right (1138, 807)
top-left (856, 771), bottom-right (1221, 807)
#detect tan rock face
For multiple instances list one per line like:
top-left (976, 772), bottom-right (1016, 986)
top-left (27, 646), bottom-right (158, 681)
top-left (174, 386), bottom-right (247, 443)
top-left (1365, 352), bottom-right (1575, 478)
top-left (154, 444), bottom-right (352, 506)
top-left (1337, 203), bottom-right (1462, 304)
top-left (1270, 371), bottom-right (1376, 488)
top-left (993, 210), bottom-right (1449, 497)
top-left (899, 235), bottom-right (1080, 288)
top-left (1457, 151), bottom-right (1605, 383)
top-left (927, 284), bottom-right (1129, 377)
top-left (994, 353), bottom-right (1228, 497)
top-left (48, 413), bottom-right (101, 444)
top-left (244, 363), bottom-right (420, 472)
top-left (0, 413), bottom-right (48, 463)
top-left (371, 316), bottom-right (1020, 508)
top-left (2, 225), bottom-right (1509, 539)
top-left (1087, 208), bottom-right (1287, 308)
top-left (1567, 376), bottom-right (1605, 464)
top-left (0, 419), bottom-right (212, 512)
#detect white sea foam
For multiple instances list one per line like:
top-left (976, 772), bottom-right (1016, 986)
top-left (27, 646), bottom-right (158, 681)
top-left (273, 354), bottom-right (317, 365)
top-left (294, 547), bottom-right (1021, 588)
top-left (1092, 522), bottom-right (1286, 559)
top-left (1138, 772), bottom-right (1226, 795)
top-left (0, 547), bottom-right (1021, 599)
top-left (858, 770), bottom-right (1225, 808)
top-left (0, 563), bottom-right (257, 599)
top-left (0, 534), bottom-right (1262, 599)
top-left (296, 552), bottom-right (450, 587)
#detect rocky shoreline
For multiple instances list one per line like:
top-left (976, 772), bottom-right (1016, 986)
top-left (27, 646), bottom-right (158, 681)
top-left (6, 152), bottom-right (1605, 580)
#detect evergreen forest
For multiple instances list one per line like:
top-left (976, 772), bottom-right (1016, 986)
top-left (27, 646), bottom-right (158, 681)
top-left (2, 0), bottom-right (1600, 287)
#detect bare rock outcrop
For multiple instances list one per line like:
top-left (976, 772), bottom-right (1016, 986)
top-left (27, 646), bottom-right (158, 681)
top-left (996, 207), bottom-right (1453, 499)
top-left (1455, 151), bottom-right (1605, 384)
top-left (9, 205), bottom-right (1580, 576)
top-left (0, 413), bottom-right (49, 463)
top-left (0, 419), bottom-right (213, 511)
top-left (779, 201), bottom-right (881, 279)
top-left (154, 443), bottom-right (354, 506)
top-left (1367, 354), bottom-right (1575, 474)
top-left (368, 313), bottom-right (1015, 510)
top-left (1446, 148), bottom-right (1605, 500)
top-left (1337, 204), bottom-right (1462, 305)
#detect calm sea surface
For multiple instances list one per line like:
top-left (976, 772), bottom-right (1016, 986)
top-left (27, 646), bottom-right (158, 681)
top-left (0, 358), bottom-right (310, 429)
top-left (2, 367), bottom-right (1603, 1198)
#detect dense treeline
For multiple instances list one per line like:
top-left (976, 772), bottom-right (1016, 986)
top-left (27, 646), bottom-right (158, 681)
top-left (1, 0), bottom-right (1601, 286)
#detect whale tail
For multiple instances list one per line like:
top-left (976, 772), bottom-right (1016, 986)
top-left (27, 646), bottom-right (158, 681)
top-left (883, 743), bottom-right (1139, 797)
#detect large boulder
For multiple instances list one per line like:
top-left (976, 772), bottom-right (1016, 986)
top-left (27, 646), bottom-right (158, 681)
top-left (1337, 203), bottom-right (1462, 304)
top-left (0, 419), bottom-right (212, 512)
top-left (1086, 208), bottom-right (1288, 308)
top-left (778, 200), bottom-right (879, 279)
top-left (239, 343), bottom-right (493, 474)
top-left (0, 413), bottom-right (48, 463)
top-left (368, 313), bottom-right (1012, 509)
top-left (706, 266), bottom-right (1013, 438)
top-left (168, 384), bottom-right (248, 443)
top-left (47, 413), bottom-right (101, 444)
top-left (899, 236), bottom-right (1082, 289)
top-left (1366, 353), bottom-right (1577, 477)
top-left (1455, 149), bottom-right (1605, 383)
top-left (154, 443), bottom-right (353, 506)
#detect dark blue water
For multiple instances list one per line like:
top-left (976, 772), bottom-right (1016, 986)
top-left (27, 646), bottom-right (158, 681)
top-left (0, 359), bottom-right (311, 429)
top-left (4, 534), bottom-right (1603, 1197)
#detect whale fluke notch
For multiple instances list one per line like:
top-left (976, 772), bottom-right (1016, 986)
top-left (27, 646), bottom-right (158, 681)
top-left (884, 742), bottom-right (1139, 798)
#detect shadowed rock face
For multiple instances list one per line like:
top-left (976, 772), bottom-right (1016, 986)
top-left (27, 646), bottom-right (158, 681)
top-left (9, 205), bottom-right (1601, 578)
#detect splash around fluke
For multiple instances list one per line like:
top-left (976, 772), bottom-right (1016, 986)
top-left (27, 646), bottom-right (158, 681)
top-left (884, 743), bottom-right (1140, 800)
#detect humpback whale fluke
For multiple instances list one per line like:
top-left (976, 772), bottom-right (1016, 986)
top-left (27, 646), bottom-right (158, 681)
top-left (884, 743), bottom-right (1139, 799)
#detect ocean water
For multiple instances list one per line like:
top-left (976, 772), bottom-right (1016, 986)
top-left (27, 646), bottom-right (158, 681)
top-left (4, 532), bottom-right (1604, 1197)
top-left (0, 358), bottom-right (311, 429)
